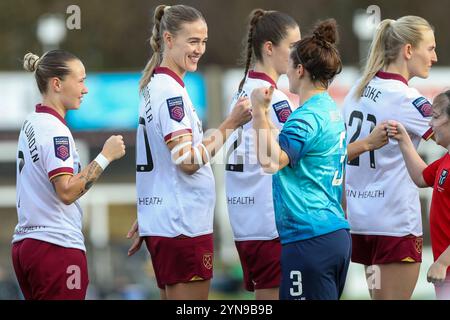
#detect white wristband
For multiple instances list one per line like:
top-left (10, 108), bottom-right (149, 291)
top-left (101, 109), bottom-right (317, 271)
top-left (94, 153), bottom-right (110, 170)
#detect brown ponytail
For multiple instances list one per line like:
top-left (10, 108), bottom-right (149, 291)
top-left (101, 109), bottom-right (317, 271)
top-left (238, 9), bottom-right (298, 93)
top-left (238, 9), bottom-right (265, 93)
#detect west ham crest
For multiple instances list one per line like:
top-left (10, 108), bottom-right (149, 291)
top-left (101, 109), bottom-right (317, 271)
top-left (203, 253), bottom-right (213, 270)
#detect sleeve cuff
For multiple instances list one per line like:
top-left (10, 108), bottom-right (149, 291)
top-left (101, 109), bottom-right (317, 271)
top-left (422, 128), bottom-right (434, 141)
top-left (422, 169), bottom-right (434, 187)
top-left (164, 129), bottom-right (192, 143)
top-left (48, 167), bottom-right (74, 180)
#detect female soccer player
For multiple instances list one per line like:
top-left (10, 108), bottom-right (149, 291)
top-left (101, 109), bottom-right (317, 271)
top-left (251, 19), bottom-right (351, 300)
top-left (387, 90), bottom-right (450, 300)
top-left (12, 50), bottom-right (126, 299)
top-left (127, 4), bottom-right (251, 300)
top-left (225, 8), bottom-right (300, 300)
top-left (343, 16), bottom-right (437, 299)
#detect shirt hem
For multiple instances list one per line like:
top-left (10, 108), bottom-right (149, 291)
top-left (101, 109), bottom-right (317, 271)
top-left (280, 226), bottom-right (350, 245)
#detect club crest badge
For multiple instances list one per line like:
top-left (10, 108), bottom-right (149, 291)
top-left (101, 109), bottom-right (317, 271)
top-left (439, 169), bottom-right (448, 187)
top-left (53, 136), bottom-right (70, 161)
top-left (415, 237), bottom-right (423, 254)
top-left (203, 253), bottom-right (213, 270)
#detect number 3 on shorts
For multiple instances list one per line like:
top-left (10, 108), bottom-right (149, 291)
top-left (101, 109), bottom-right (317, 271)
top-left (290, 270), bottom-right (303, 297)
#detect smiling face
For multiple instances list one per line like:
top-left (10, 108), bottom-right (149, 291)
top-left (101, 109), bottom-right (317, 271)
top-left (271, 26), bottom-right (301, 75)
top-left (407, 28), bottom-right (437, 79)
top-left (58, 59), bottom-right (88, 110)
top-left (163, 19), bottom-right (208, 77)
top-left (429, 94), bottom-right (450, 148)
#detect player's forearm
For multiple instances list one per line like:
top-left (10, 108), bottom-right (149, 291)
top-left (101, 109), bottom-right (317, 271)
top-left (202, 117), bottom-right (240, 159)
top-left (437, 246), bottom-right (450, 268)
top-left (347, 139), bottom-right (370, 162)
top-left (52, 160), bottom-right (104, 205)
top-left (178, 117), bottom-right (240, 175)
top-left (268, 119), bottom-right (280, 139)
top-left (397, 138), bottom-right (428, 187)
top-left (253, 112), bottom-right (284, 173)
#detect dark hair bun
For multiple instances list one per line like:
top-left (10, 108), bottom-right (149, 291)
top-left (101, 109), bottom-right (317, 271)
top-left (312, 19), bottom-right (339, 45)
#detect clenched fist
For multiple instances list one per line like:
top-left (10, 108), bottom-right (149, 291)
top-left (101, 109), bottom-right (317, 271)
top-left (229, 97), bottom-right (252, 127)
top-left (102, 135), bottom-right (126, 162)
top-left (251, 86), bottom-right (274, 115)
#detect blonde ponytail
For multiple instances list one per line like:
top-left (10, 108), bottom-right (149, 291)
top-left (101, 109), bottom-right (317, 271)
top-left (139, 5), bottom-right (167, 91)
top-left (355, 16), bottom-right (433, 99)
top-left (23, 52), bottom-right (41, 72)
top-left (355, 20), bottom-right (394, 98)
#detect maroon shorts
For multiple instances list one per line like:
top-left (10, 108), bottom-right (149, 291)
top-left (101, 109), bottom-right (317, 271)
top-left (235, 238), bottom-right (281, 291)
top-left (351, 234), bottom-right (423, 265)
top-left (145, 233), bottom-right (214, 289)
top-left (11, 238), bottom-right (89, 300)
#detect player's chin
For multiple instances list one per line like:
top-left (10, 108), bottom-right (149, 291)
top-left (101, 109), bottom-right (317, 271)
top-left (419, 69), bottom-right (430, 79)
top-left (186, 63), bottom-right (198, 73)
top-left (69, 101), bottom-right (82, 110)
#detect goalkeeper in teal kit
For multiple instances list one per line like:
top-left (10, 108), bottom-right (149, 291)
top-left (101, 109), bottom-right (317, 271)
top-left (251, 19), bottom-right (351, 300)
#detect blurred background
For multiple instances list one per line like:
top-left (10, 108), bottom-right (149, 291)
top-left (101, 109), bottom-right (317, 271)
top-left (0, 0), bottom-right (449, 299)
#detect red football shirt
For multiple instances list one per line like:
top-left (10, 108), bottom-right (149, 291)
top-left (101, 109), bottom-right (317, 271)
top-left (423, 152), bottom-right (450, 261)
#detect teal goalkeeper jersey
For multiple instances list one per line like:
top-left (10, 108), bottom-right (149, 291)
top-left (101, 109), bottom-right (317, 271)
top-left (274, 92), bottom-right (350, 245)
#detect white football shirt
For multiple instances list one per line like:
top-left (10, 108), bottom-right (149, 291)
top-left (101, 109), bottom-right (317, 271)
top-left (13, 105), bottom-right (85, 251)
top-left (136, 67), bottom-right (215, 237)
top-left (343, 71), bottom-right (433, 236)
top-left (225, 71), bottom-right (294, 241)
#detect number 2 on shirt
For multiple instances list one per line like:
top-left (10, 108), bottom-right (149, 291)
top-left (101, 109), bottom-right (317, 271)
top-left (347, 110), bottom-right (377, 169)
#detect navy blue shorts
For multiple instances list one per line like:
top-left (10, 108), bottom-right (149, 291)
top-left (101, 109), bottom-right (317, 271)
top-left (280, 229), bottom-right (351, 300)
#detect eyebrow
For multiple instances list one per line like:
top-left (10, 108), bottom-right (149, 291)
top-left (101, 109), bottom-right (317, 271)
top-left (188, 37), bottom-right (207, 41)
